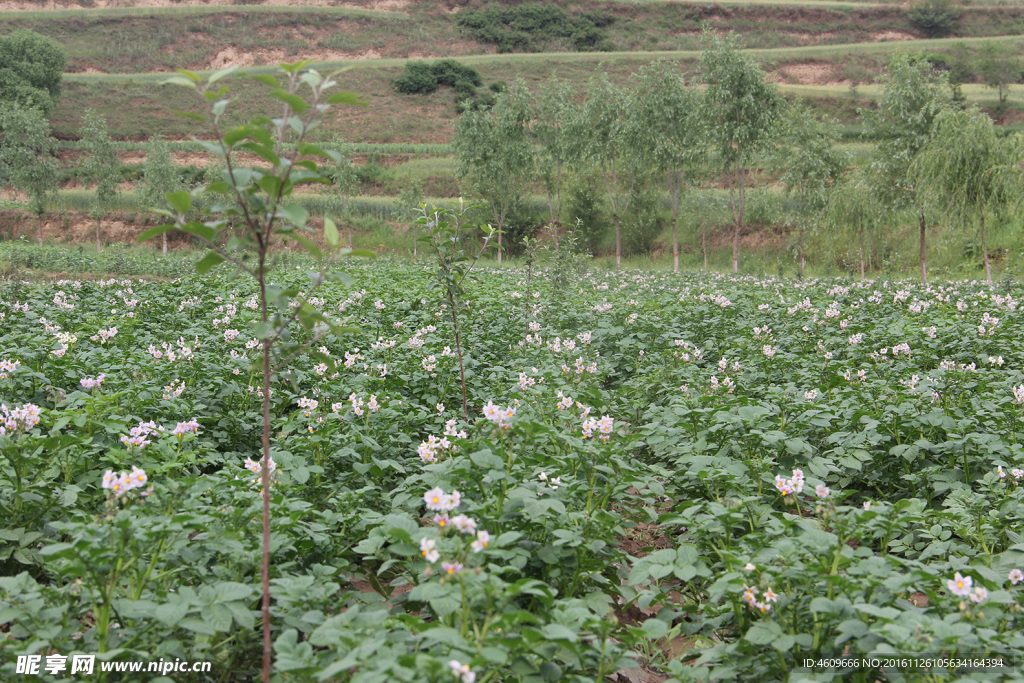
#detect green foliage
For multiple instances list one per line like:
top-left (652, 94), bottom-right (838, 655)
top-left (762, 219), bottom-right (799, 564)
top-left (700, 28), bottom-right (786, 273)
top-left (861, 51), bottom-right (952, 214)
top-left (456, 3), bottom-right (614, 53)
top-left (908, 0), bottom-right (962, 38)
top-left (79, 110), bottom-right (121, 220)
top-left (393, 59), bottom-right (482, 96)
top-left (0, 104), bottom-right (59, 222)
top-left (977, 41), bottom-right (1020, 110)
top-left (453, 80), bottom-right (534, 263)
top-left (564, 169), bottom-right (609, 254)
top-left (776, 107), bottom-right (849, 220)
top-left (139, 135), bottom-right (186, 214)
top-left (621, 187), bottom-right (663, 257)
top-left (0, 29), bottom-right (67, 116)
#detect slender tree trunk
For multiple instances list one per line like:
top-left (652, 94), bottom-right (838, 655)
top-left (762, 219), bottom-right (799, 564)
top-left (799, 227), bottom-right (805, 280)
top-left (451, 297), bottom-right (468, 420)
top-left (981, 216), bottom-right (991, 284)
top-left (761, 223), bottom-right (766, 276)
top-left (348, 224), bottom-right (352, 249)
top-left (728, 158), bottom-right (743, 274)
top-left (497, 227), bottom-right (502, 266)
top-left (859, 231), bottom-right (865, 281)
top-left (96, 216), bottom-right (102, 252)
top-left (412, 226), bottom-right (417, 260)
top-left (919, 211), bottom-right (927, 284)
top-left (702, 222), bottom-right (707, 271)
top-left (259, 271), bottom-right (272, 683)
top-left (613, 213), bottom-right (621, 270)
top-left (162, 232), bottom-right (167, 257)
top-left (37, 214), bottom-right (43, 248)
top-left (671, 173), bottom-right (680, 274)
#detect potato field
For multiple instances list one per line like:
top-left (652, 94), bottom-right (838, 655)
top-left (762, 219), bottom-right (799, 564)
top-left (1, 259), bottom-right (1024, 682)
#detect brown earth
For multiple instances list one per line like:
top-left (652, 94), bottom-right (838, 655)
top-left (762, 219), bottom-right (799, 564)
top-left (0, 0), bottom-right (407, 10)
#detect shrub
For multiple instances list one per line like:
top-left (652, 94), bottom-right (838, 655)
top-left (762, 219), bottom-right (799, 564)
top-left (0, 29), bottom-right (67, 115)
top-left (394, 60), bottom-right (482, 97)
top-left (622, 188), bottom-right (663, 257)
top-left (456, 3), bottom-right (614, 53)
top-left (565, 170), bottom-right (609, 254)
top-left (908, 0), bottom-right (962, 37)
top-left (394, 62), bottom-right (438, 95)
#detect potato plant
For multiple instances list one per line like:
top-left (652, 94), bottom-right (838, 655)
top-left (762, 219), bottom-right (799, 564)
top-left (1, 254), bottom-right (1024, 682)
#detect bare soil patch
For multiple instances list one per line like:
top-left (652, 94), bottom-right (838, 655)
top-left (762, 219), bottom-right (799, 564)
top-left (779, 62), bottom-right (850, 86)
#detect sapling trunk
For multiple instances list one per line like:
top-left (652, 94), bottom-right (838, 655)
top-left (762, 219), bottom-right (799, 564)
top-left (799, 226), bottom-right (805, 279)
top-left (981, 216), bottom-right (991, 284)
top-left (919, 211), bottom-right (927, 283)
top-left (259, 276), bottom-right (272, 683)
top-left (613, 213), bottom-right (621, 270)
top-left (450, 297), bottom-right (468, 420)
top-left (96, 216), bottom-right (102, 253)
top-left (670, 174), bottom-right (680, 274)
top-left (37, 214), bottom-right (43, 248)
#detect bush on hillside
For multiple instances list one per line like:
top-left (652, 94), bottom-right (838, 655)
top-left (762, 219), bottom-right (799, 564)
top-left (908, 0), bottom-right (962, 37)
top-left (457, 3), bottom-right (614, 53)
top-left (0, 29), bottom-right (67, 115)
top-left (394, 59), bottom-right (483, 96)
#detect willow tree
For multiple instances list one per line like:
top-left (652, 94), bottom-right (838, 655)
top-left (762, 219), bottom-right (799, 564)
top-left (80, 110), bottom-right (121, 253)
top-left (534, 75), bottom-right (576, 231)
top-left (913, 106), bottom-right (1016, 284)
top-left (570, 73), bottom-right (646, 270)
top-left (139, 135), bottom-right (184, 256)
top-left (453, 79), bottom-right (534, 266)
top-left (0, 105), bottom-right (59, 246)
top-left (825, 172), bottom-right (884, 281)
top-left (700, 29), bottom-right (785, 274)
top-left (861, 52), bottom-right (950, 283)
top-left (774, 106), bottom-right (848, 278)
top-left (628, 60), bottom-right (698, 273)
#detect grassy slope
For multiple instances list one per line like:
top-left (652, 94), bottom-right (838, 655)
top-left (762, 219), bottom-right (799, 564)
top-left (5, 1), bottom-right (1024, 74)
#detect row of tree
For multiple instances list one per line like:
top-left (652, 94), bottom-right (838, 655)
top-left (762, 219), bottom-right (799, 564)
top-left (453, 29), bottom-right (1023, 282)
top-left (0, 105), bottom-right (184, 255)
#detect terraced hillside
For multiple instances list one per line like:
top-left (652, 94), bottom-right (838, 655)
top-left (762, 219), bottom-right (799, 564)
top-left (2, 0), bottom-right (1024, 276)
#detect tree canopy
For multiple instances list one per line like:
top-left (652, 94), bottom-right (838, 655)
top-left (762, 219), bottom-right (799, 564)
top-left (0, 30), bottom-right (67, 115)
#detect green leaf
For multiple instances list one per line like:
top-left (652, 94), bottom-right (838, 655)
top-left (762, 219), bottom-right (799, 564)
top-left (162, 77), bottom-right (198, 89)
top-left (165, 191), bottom-right (192, 215)
top-left (326, 91), bottom-right (368, 107)
top-left (324, 217), bottom-right (339, 247)
top-left (269, 90), bottom-right (308, 114)
top-left (250, 74), bottom-right (280, 88)
top-left (641, 618), bottom-right (669, 639)
top-left (195, 252), bottom-right (226, 274)
top-left (348, 249), bottom-right (376, 258)
top-left (137, 224), bottom-right (176, 243)
top-left (208, 65), bottom-right (239, 84)
top-left (745, 620), bottom-right (784, 646)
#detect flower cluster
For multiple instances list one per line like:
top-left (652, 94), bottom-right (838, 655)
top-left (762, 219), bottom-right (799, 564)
top-left (482, 401), bottom-right (516, 429)
top-left (448, 660), bottom-right (476, 683)
top-left (244, 456), bottom-right (278, 492)
top-left (120, 421), bottom-right (164, 450)
top-left (741, 585), bottom-right (778, 613)
top-left (90, 326), bottom-right (118, 344)
top-left (297, 397), bottom-right (319, 417)
top-left (80, 374), bottom-right (106, 390)
top-left (947, 572), bottom-right (987, 603)
top-left (101, 466), bottom-right (150, 498)
top-left (171, 419), bottom-right (200, 436)
top-left (1, 403), bottom-right (42, 435)
top-left (0, 359), bottom-right (19, 379)
top-left (424, 487), bottom-right (461, 512)
top-left (581, 415), bottom-right (614, 441)
top-left (774, 468), bottom-right (805, 496)
top-left (163, 381), bottom-right (185, 401)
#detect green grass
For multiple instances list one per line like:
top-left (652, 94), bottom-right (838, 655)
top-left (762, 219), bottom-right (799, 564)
top-left (60, 33), bottom-right (1024, 85)
top-left (0, 4), bottom-right (407, 20)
